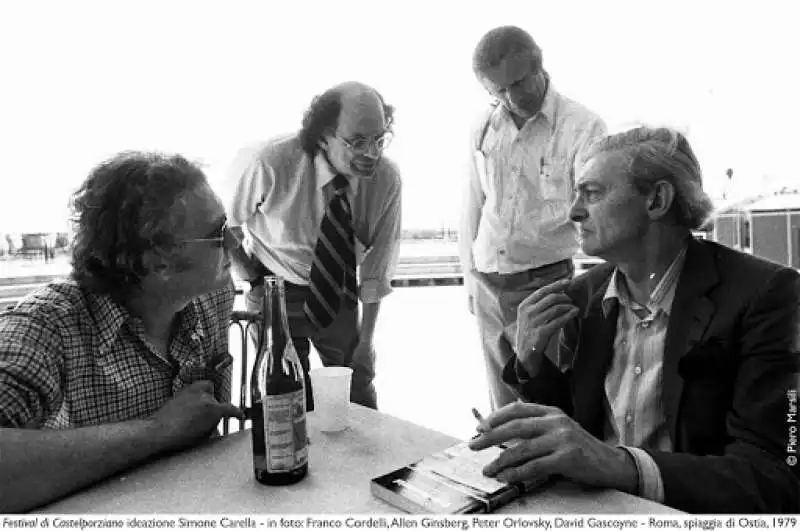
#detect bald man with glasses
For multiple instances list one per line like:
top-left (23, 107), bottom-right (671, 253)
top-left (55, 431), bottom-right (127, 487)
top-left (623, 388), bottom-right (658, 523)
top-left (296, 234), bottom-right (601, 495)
top-left (224, 81), bottom-right (402, 411)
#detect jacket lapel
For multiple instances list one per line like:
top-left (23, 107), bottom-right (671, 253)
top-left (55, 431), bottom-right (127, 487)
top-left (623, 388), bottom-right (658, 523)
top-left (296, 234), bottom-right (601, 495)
top-left (571, 274), bottom-right (618, 437)
top-left (662, 239), bottom-right (719, 439)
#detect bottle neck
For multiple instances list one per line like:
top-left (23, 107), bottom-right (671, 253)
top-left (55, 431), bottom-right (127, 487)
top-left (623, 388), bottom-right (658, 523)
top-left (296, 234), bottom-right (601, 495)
top-left (270, 285), bottom-right (287, 358)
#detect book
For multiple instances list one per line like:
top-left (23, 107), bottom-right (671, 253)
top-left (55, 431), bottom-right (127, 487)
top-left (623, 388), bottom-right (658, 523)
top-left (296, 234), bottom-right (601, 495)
top-left (370, 441), bottom-right (546, 514)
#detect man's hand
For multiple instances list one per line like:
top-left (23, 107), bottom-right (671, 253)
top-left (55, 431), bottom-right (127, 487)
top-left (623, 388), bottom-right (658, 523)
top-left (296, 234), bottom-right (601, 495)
top-left (515, 279), bottom-right (578, 363)
top-left (148, 381), bottom-right (244, 451)
top-left (468, 402), bottom-right (638, 493)
top-left (465, 269), bottom-right (480, 316)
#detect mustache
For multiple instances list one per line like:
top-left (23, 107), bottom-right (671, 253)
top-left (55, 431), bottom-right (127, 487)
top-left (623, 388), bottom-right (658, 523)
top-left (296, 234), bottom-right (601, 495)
top-left (351, 157), bottom-right (380, 172)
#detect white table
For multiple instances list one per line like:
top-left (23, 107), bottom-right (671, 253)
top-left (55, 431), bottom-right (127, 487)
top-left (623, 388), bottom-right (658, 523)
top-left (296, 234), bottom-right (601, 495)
top-left (36, 405), bottom-right (681, 514)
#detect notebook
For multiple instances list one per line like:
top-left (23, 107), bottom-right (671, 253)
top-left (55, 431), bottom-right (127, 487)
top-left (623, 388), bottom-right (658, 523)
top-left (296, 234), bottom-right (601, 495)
top-left (370, 441), bottom-right (545, 514)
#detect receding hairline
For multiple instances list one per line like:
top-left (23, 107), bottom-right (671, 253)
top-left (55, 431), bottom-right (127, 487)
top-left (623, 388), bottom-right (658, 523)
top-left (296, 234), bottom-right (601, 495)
top-left (333, 81), bottom-right (382, 108)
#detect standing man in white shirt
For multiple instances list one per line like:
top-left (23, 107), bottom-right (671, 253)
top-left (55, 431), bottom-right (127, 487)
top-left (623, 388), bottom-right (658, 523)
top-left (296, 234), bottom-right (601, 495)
top-left (459, 26), bottom-right (607, 410)
top-left (224, 81), bottom-right (402, 410)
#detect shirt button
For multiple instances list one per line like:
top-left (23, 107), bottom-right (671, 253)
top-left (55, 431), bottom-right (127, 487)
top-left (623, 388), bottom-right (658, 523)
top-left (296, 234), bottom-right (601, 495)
top-left (625, 413), bottom-right (634, 424)
top-left (499, 249), bottom-right (506, 255)
top-left (634, 366), bottom-right (642, 376)
top-left (640, 321), bottom-right (650, 329)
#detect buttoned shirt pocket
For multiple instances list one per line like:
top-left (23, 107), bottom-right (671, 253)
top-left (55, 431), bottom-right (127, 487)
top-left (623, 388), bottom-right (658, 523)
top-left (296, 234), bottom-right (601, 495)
top-left (539, 164), bottom-right (570, 201)
top-left (535, 147), bottom-right (574, 228)
top-left (537, 144), bottom-right (572, 202)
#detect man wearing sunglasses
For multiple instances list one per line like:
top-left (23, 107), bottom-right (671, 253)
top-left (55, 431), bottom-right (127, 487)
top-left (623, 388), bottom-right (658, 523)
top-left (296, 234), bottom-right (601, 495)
top-left (459, 26), bottom-right (607, 411)
top-left (224, 81), bottom-right (402, 411)
top-left (0, 151), bottom-right (245, 512)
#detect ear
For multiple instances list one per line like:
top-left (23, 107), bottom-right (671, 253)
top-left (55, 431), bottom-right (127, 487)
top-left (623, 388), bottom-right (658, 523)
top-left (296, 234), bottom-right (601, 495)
top-left (646, 180), bottom-right (676, 221)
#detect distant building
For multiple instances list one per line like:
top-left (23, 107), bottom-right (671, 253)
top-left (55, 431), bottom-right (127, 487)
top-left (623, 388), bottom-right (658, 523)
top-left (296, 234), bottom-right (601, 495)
top-left (712, 187), bottom-right (800, 269)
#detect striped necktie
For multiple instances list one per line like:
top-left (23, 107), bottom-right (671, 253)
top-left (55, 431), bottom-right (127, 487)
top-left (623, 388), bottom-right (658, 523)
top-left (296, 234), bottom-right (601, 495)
top-left (304, 174), bottom-right (358, 329)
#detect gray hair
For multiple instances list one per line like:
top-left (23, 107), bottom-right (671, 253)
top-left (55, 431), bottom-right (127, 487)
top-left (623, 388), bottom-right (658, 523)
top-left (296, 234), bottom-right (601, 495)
top-left (582, 127), bottom-right (715, 231)
top-left (472, 26), bottom-right (543, 77)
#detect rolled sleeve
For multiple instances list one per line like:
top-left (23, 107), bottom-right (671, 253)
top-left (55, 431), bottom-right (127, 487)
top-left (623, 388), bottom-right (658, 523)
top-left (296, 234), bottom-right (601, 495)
top-left (0, 313), bottom-right (63, 428)
top-left (358, 173), bottom-right (401, 304)
top-left (223, 146), bottom-right (271, 228)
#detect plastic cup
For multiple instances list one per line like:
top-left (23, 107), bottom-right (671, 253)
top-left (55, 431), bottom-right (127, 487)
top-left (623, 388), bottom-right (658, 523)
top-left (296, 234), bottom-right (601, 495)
top-left (309, 367), bottom-right (353, 432)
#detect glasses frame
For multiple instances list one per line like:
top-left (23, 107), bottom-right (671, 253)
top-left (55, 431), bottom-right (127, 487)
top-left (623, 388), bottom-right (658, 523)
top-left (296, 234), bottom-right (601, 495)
top-left (340, 130), bottom-right (394, 155)
top-left (180, 219), bottom-right (231, 248)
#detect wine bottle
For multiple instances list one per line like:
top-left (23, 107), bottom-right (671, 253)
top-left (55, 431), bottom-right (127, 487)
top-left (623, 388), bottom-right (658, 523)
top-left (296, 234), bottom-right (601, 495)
top-left (251, 276), bottom-right (308, 485)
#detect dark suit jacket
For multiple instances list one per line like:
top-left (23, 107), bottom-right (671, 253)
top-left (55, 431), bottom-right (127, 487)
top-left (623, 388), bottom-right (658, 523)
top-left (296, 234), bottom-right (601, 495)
top-left (501, 238), bottom-right (800, 513)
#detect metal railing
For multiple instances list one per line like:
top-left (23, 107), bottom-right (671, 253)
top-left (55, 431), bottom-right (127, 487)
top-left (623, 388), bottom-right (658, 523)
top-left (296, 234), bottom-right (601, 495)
top-left (1, 257), bottom-right (606, 309)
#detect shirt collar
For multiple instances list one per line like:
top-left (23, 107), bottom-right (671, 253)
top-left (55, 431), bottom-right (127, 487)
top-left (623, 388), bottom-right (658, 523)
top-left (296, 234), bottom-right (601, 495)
top-left (492, 76), bottom-right (557, 129)
top-left (538, 79), bottom-right (557, 125)
top-left (87, 291), bottom-right (129, 356)
top-left (601, 245), bottom-right (689, 318)
top-left (314, 152), bottom-right (359, 196)
top-left (88, 290), bottom-right (203, 357)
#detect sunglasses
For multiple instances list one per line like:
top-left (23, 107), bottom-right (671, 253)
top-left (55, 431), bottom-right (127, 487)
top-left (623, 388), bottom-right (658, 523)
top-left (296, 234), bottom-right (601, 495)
top-left (181, 218), bottom-right (236, 249)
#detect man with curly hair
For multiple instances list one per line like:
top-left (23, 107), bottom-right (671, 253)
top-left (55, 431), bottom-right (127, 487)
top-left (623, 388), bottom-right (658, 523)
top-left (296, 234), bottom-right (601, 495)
top-left (0, 152), bottom-right (244, 512)
top-left (224, 81), bottom-right (402, 411)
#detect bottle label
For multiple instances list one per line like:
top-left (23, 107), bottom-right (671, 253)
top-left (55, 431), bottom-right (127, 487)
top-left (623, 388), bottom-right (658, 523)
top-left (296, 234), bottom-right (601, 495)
top-left (264, 390), bottom-right (308, 473)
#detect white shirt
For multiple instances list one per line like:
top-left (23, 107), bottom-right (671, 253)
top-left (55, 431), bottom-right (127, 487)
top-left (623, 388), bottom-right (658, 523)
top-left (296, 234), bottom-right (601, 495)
top-left (223, 133), bottom-right (402, 304)
top-left (459, 84), bottom-right (606, 281)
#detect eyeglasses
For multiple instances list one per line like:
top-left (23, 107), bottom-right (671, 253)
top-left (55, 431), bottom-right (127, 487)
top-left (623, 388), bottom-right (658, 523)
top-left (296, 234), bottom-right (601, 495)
top-left (487, 69), bottom-right (540, 100)
top-left (340, 131), bottom-right (394, 155)
top-left (181, 219), bottom-right (237, 249)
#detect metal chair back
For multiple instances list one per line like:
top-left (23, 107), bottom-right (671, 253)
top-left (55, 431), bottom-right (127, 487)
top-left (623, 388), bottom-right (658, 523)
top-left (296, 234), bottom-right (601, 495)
top-left (224, 309), bottom-right (262, 435)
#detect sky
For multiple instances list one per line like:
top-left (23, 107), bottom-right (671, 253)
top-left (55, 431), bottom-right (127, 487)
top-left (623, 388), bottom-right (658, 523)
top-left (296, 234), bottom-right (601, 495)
top-left (0, 0), bottom-right (798, 232)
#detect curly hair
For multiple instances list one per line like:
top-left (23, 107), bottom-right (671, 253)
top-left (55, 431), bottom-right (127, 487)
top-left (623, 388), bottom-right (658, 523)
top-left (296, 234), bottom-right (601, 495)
top-left (299, 85), bottom-right (396, 157)
top-left (582, 127), bottom-right (716, 231)
top-left (69, 151), bottom-right (208, 300)
top-left (472, 25), bottom-right (543, 77)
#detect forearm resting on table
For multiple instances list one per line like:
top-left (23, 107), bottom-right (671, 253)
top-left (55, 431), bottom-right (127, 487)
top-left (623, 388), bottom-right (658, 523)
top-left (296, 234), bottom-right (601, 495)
top-left (0, 420), bottom-right (168, 512)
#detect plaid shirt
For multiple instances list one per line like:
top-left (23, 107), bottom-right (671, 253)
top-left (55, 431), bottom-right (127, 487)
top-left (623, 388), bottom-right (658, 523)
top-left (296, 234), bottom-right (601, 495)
top-left (0, 279), bottom-right (235, 429)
